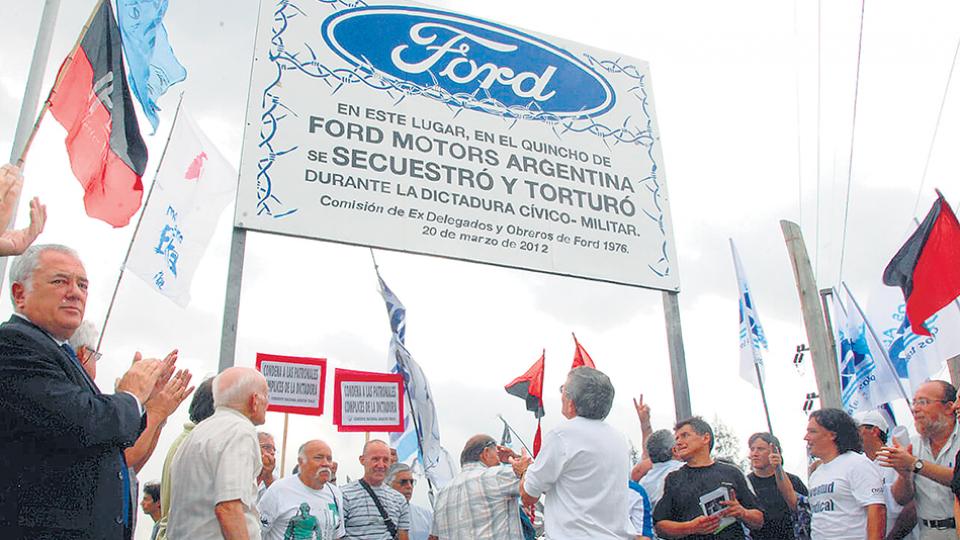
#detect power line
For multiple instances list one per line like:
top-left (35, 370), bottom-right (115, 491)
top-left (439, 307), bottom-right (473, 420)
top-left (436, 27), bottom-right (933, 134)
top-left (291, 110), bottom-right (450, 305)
top-left (910, 32), bottom-right (960, 218)
top-left (794, 0), bottom-right (804, 229)
top-left (836, 0), bottom-right (867, 287)
top-left (814, 0), bottom-right (822, 281)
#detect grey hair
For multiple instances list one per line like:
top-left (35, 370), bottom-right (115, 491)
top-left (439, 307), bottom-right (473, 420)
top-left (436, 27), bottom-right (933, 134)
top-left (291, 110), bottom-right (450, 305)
top-left (563, 366), bottom-right (615, 420)
top-left (9, 244), bottom-right (80, 307)
top-left (67, 320), bottom-right (99, 352)
top-left (647, 429), bottom-right (675, 463)
top-left (385, 462), bottom-right (412, 485)
top-left (213, 369), bottom-right (264, 409)
top-left (460, 434), bottom-right (496, 465)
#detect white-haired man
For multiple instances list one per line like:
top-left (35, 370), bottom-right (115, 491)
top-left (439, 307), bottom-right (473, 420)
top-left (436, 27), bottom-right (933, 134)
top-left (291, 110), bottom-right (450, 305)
top-left (167, 366), bottom-right (270, 539)
top-left (0, 244), bottom-right (170, 539)
top-left (520, 366), bottom-right (636, 539)
top-left (259, 439), bottom-right (344, 539)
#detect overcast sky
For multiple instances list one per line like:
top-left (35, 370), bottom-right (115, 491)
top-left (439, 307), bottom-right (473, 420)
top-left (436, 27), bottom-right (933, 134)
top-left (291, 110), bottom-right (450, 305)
top-left (3, 1), bottom-right (960, 537)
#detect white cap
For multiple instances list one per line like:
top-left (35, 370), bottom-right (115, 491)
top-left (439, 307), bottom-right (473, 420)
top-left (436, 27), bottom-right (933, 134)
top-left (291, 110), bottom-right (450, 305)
top-left (853, 410), bottom-right (889, 434)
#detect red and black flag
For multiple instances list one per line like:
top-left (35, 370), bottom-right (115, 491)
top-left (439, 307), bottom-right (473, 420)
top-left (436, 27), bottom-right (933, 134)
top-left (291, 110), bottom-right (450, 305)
top-left (505, 350), bottom-right (545, 456)
top-left (48, 0), bottom-right (147, 227)
top-left (571, 333), bottom-right (596, 370)
top-left (883, 193), bottom-right (960, 336)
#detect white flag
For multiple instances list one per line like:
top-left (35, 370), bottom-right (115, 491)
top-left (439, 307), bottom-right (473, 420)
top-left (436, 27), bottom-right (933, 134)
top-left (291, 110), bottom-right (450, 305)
top-left (126, 108), bottom-right (236, 306)
top-left (833, 284), bottom-right (909, 415)
top-left (389, 337), bottom-right (456, 491)
top-left (731, 240), bottom-right (768, 387)
top-left (868, 280), bottom-right (960, 393)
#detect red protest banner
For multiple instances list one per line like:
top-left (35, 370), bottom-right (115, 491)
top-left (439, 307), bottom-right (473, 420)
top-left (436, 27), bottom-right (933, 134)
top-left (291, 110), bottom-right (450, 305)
top-left (256, 353), bottom-right (327, 416)
top-left (333, 368), bottom-right (404, 432)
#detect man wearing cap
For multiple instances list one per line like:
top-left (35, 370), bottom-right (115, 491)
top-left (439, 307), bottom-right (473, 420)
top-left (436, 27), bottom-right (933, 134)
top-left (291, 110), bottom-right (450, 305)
top-left (855, 410), bottom-right (917, 540)
top-left (878, 380), bottom-right (960, 540)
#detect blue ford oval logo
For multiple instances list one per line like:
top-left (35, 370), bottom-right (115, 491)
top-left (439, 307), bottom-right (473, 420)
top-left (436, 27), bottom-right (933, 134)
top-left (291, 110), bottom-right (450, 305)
top-left (321, 6), bottom-right (616, 118)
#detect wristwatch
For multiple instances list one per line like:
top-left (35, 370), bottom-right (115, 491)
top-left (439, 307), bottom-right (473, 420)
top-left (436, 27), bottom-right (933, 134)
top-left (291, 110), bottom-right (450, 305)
top-left (913, 459), bottom-right (924, 474)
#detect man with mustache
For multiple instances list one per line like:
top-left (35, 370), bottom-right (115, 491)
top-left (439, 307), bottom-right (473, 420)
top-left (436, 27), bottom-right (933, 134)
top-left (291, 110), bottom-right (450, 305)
top-left (879, 380), bottom-right (960, 540)
top-left (258, 439), bottom-right (345, 540)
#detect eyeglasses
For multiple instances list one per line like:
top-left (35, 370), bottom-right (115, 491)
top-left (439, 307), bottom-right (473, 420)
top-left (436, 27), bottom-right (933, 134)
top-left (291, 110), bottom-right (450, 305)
top-left (80, 348), bottom-right (102, 365)
top-left (397, 478), bottom-right (415, 486)
top-left (911, 398), bottom-right (952, 408)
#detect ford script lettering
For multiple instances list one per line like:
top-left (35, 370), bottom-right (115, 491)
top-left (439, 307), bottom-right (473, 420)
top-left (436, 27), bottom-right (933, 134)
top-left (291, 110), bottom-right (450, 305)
top-left (321, 7), bottom-right (615, 118)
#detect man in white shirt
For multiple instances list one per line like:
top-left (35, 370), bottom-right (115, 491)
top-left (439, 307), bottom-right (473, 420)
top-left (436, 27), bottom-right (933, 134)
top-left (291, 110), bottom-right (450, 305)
top-left (167, 367), bottom-right (269, 540)
top-left (387, 463), bottom-right (431, 540)
top-left (879, 380), bottom-right (960, 540)
top-left (854, 410), bottom-right (918, 540)
top-left (806, 408), bottom-right (886, 540)
top-left (520, 366), bottom-right (635, 539)
top-left (259, 439), bottom-right (345, 539)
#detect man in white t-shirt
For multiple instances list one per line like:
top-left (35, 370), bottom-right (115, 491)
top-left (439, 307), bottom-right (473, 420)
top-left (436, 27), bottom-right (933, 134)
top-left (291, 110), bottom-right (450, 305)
top-left (805, 408), bottom-right (886, 540)
top-left (259, 439), bottom-right (345, 540)
top-left (854, 410), bottom-right (918, 540)
top-left (520, 366), bottom-right (635, 539)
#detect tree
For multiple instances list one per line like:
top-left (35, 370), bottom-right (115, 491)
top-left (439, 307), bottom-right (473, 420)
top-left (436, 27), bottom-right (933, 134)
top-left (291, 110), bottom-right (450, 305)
top-left (711, 416), bottom-right (749, 470)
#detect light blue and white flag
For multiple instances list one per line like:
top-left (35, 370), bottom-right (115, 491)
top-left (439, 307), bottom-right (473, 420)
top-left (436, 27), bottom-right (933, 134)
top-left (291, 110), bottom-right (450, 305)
top-left (377, 274), bottom-right (455, 492)
top-left (116, 0), bottom-right (187, 133)
top-left (377, 275), bottom-right (407, 344)
top-left (731, 240), bottom-right (768, 387)
top-left (832, 284), bottom-right (910, 415)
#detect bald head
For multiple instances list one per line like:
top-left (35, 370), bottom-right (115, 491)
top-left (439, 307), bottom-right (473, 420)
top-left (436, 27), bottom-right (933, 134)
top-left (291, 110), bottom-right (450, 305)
top-left (460, 434), bottom-right (497, 466)
top-left (213, 367), bottom-right (269, 425)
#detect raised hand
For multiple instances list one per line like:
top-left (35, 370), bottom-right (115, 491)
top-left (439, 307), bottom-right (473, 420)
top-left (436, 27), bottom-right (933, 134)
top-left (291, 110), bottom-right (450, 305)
top-left (0, 165), bottom-right (45, 256)
top-left (145, 368), bottom-right (194, 421)
top-left (116, 353), bottom-right (165, 404)
top-left (633, 394), bottom-right (651, 426)
top-left (147, 349), bottom-right (179, 402)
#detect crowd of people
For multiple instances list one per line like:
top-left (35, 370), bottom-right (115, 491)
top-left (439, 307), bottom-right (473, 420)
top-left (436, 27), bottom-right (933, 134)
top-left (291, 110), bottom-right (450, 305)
top-left (2, 163), bottom-right (960, 539)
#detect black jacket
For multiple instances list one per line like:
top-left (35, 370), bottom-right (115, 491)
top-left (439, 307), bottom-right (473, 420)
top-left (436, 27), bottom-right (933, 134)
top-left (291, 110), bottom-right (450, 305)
top-left (0, 316), bottom-right (144, 538)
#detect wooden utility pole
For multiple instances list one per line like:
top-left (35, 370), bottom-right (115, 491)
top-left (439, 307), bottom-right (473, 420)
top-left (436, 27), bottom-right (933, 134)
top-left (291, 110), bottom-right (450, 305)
top-left (948, 355), bottom-right (960, 388)
top-left (662, 291), bottom-right (692, 421)
top-left (781, 220), bottom-right (841, 409)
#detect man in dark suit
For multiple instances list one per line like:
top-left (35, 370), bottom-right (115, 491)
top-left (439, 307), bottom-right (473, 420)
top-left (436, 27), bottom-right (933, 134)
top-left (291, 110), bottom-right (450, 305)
top-left (0, 244), bottom-right (167, 539)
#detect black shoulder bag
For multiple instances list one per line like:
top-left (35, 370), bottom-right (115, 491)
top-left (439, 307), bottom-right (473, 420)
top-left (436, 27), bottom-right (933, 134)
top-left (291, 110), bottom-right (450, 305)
top-left (358, 479), bottom-right (399, 539)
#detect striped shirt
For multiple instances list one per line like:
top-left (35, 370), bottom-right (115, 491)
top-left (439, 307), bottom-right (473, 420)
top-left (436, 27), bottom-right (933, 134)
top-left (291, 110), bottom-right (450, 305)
top-left (431, 462), bottom-right (524, 540)
top-left (342, 480), bottom-right (410, 539)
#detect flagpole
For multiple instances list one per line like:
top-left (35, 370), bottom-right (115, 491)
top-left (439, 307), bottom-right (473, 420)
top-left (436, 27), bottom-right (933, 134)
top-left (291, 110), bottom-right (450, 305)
top-left (842, 282), bottom-right (912, 403)
top-left (731, 240), bottom-right (775, 434)
top-left (96, 94), bottom-right (186, 352)
top-left (497, 414), bottom-right (533, 455)
top-left (393, 344), bottom-right (437, 507)
top-left (16, 0), bottom-right (107, 168)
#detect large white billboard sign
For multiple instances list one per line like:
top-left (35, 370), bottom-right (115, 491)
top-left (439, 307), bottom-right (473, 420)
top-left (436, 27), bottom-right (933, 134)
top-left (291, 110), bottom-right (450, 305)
top-left (237, 0), bottom-right (679, 290)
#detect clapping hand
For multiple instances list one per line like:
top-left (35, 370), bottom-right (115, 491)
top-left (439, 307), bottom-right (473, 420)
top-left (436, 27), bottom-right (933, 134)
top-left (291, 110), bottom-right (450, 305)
top-left (145, 368), bottom-right (194, 421)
